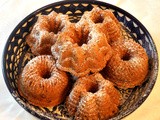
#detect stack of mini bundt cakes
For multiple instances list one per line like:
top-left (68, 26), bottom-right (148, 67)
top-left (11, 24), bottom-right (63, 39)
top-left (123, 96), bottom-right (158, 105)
top-left (17, 7), bottom-right (148, 120)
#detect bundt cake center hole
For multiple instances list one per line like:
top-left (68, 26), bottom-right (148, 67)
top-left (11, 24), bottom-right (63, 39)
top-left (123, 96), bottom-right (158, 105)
top-left (53, 26), bottom-right (63, 34)
top-left (94, 15), bottom-right (104, 24)
top-left (88, 84), bottom-right (99, 93)
top-left (122, 53), bottom-right (131, 61)
top-left (52, 22), bottom-right (64, 34)
top-left (78, 31), bottom-right (90, 46)
top-left (53, 29), bottom-right (58, 34)
top-left (42, 70), bottom-right (51, 79)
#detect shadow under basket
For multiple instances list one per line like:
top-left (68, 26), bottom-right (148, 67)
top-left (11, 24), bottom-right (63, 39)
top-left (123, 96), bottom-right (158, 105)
top-left (2, 0), bottom-right (158, 120)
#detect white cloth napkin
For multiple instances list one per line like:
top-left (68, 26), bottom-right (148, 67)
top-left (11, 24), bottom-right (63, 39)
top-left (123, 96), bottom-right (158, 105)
top-left (0, 0), bottom-right (159, 120)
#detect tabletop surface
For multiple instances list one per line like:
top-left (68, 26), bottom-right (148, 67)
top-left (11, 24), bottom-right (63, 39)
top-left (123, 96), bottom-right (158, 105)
top-left (0, 0), bottom-right (160, 120)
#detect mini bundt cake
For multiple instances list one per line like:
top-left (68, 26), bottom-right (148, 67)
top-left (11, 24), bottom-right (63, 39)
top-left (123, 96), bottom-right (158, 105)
top-left (51, 24), bottom-right (112, 77)
top-left (103, 39), bottom-right (149, 89)
top-left (26, 11), bottom-right (78, 55)
top-left (17, 55), bottom-right (69, 107)
top-left (77, 7), bottom-right (123, 44)
top-left (65, 73), bottom-right (121, 120)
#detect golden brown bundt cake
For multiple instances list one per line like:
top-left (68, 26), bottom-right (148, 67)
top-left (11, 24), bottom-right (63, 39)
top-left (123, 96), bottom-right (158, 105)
top-left (103, 39), bottom-right (149, 89)
top-left (77, 7), bottom-right (123, 44)
top-left (17, 55), bottom-right (69, 107)
top-left (65, 73), bottom-right (121, 120)
top-left (26, 11), bottom-right (77, 55)
top-left (51, 24), bottom-right (112, 77)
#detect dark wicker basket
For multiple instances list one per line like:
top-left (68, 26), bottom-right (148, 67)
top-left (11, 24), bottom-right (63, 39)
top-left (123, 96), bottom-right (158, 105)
top-left (2, 0), bottom-right (158, 119)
